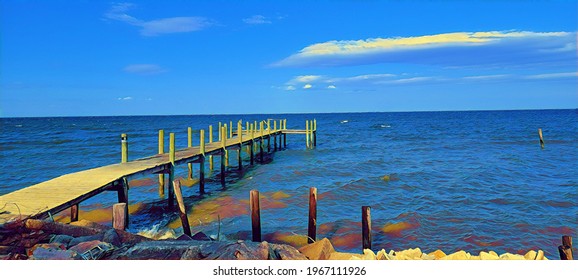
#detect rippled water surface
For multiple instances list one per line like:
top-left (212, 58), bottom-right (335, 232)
top-left (1, 110), bottom-right (577, 258)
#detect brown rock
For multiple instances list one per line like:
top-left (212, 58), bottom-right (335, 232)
top-left (270, 243), bottom-right (308, 260)
top-left (26, 243), bottom-right (66, 256)
top-left (298, 238), bottom-right (335, 260)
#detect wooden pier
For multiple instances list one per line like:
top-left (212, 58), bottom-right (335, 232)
top-left (0, 119), bottom-right (317, 224)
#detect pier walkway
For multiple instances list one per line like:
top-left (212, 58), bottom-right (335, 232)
top-left (0, 119), bottom-right (317, 224)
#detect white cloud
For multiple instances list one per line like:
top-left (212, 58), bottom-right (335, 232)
top-left (243, 15), bottom-right (271, 25)
top-left (284, 85), bottom-right (296, 91)
top-left (524, 72), bottom-right (578, 80)
top-left (272, 31), bottom-right (577, 68)
top-left (327, 85), bottom-right (337, 89)
top-left (303, 84), bottom-right (313, 89)
top-left (123, 64), bottom-right (167, 75)
top-left (118, 96), bottom-right (133, 101)
top-left (104, 3), bottom-right (213, 36)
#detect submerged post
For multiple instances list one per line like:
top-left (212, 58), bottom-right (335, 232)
top-left (188, 127), bottom-right (193, 179)
top-left (121, 134), bottom-right (128, 163)
top-left (362, 206), bottom-right (371, 251)
top-left (308, 187), bottom-right (318, 244)
top-left (158, 130), bottom-right (165, 196)
top-left (538, 128), bottom-right (545, 149)
top-left (559, 236), bottom-right (573, 260)
top-left (173, 180), bottom-right (192, 237)
top-left (199, 129), bottom-right (206, 194)
top-left (250, 190), bottom-right (261, 242)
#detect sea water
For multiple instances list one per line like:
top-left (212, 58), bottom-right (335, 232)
top-left (1, 110), bottom-right (576, 258)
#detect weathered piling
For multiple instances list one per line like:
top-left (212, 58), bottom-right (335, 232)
top-left (220, 126), bottom-right (227, 189)
top-left (308, 187), bottom-right (318, 244)
top-left (559, 235), bottom-right (573, 260)
top-left (229, 121), bottom-right (233, 139)
top-left (250, 124), bottom-right (255, 165)
top-left (188, 127), bottom-right (193, 179)
top-left (121, 134), bottom-right (128, 163)
top-left (224, 124), bottom-right (229, 167)
top-left (283, 119), bottom-right (287, 147)
top-left (538, 128), bottom-right (545, 149)
top-left (306, 120), bottom-right (310, 149)
top-left (199, 129), bottom-right (206, 194)
top-left (112, 203), bottom-right (128, 231)
top-left (237, 122), bottom-right (243, 170)
top-left (70, 204), bottom-right (79, 223)
top-left (209, 125), bottom-right (214, 171)
top-left (250, 190), bottom-right (261, 242)
top-left (168, 133), bottom-right (176, 207)
top-left (173, 180), bottom-right (191, 237)
top-left (362, 206), bottom-right (371, 251)
top-left (158, 130), bottom-right (165, 196)
top-left (313, 119), bottom-right (317, 147)
top-left (267, 120), bottom-right (271, 152)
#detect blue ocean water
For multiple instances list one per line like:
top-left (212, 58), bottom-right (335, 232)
top-left (1, 110), bottom-right (577, 258)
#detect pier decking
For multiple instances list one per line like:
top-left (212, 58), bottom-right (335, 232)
top-left (0, 119), bottom-right (317, 224)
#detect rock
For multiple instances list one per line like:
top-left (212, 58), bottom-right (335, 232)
top-left (68, 233), bottom-right (104, 247)
top-left (536, 250), bottom-right (545, 260)
top-left (489, 251), bottom-right (498, 257)
top-left (70, 220), bottom-right (110, 230)
top-left (479, 251), bottom-right (500, 260)
top-left (29, 245), bottom-right (79, 260)
top-left (69, 240), bottom-right (115, 260)
top-left (395, 248), bottom-right (423, 260)
top-left (499, 253), bottom-right (526, 260)
top-left (27, 243), bottom-right (66, 257)
top-left (50, 234), bottom-right (74, 246)
top-left (376, 249), bottom-right (390, 260)
top-left (298, 238), bottom-right (335, 260)
top-left (524, 250), bottom-right (537, 260)
top-left (176, 234), bottom-right (194, 241)
top-left (103, 229), bottom-right (122, 247)
top-left (191, 231), bottom-right (212, 241)
top-left (363, 249), bottom-right (377, 260)
top-left (328, 252), bottom-right (364, 260)
top-left (270, 244), bottom-right (308, 260)
top-left (442, 250), bottom-right (469, 260)
top-left (180, 246), bottom-right (205, 260)
top-left (119, 240), bottom-right (200, 260)
top-left (428, 249), bottom-right (446, 260)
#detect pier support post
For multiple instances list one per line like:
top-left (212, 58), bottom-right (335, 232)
top-left (199, 129), bottom-right (206, 194)
top-left (158, 130), bottom-right (165, 196)
top-left (221, 126), bottom-right (227, 189)
top-left (112, 203), bottom-right (128, 231)
top-left (559, 236), bottom-right (573, 260)
top-left (70, 204), bottom-right (79, 223)
top-left (209, 125), bottom-right (214, 171)
top-left (260, 121), bottom-right (264, 162)
top-left (250, 124), bottom-right (255, 165)
top-left (308, 187), bottom-right (317, 244)
top-left (538, 128), bottom-right (545, 149)
top-left (238, 122), bottom-right (243, 170)
top-left (250, 190), bottom-right (261, 242)
top-left (224, 124), bottom-right (229, 167)
top-left (306, 120), bottom-right (310, 149)
top-left (313, 119), bottom-right (317, 147)
top-left (188, 127), bottom-right (193, 179)
top-left (121, 134), bottom-right (128, 163)
top-left (168, 133), bottom-right (176, 208)
top-left (362, 206), bottom-right (371, 251)
top-left (173, 180), bottom-right (192, 237)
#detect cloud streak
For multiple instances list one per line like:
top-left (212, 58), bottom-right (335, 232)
top-left (243, 15), bottom-right (271, 25)
top-left (272, 31), bottom-right (577, 68)
top-left (123, 64), bottom-right (167, 75)
top-left (104, 3), bottom-right (213, 36)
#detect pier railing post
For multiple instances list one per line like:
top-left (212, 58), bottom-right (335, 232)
top-left (260, 121), bottom-right (264, 162)
top-left (362, 206), bottom-right (371, 251)
top-left (158, 130), bottom-right (165, 196)
top-left (250, 124), bottom-right (255, 165)
top-left (221, 126), bottom-right (227, 189)
top-left (188, 127), bottom-right (193, 179)
top-left (283, 119), bottom-right (287, 147)
top-left (173, 180), bottom-right (192, 237)
top-left (224, 124), bottom-right (229, 167)
top-left (229, 121), bottom-right (233, 139)
top-left (245, 121), bottom-right (251, 155)
top-left (250, 189), bottom-right (262, 242)
top-left (121, 134), bottom-right (128, 163)
top-left (168, 133), bottom-right (176, 208)
top-left (306, 120), bottom-right (310, 149)
top-left (199, 129), bottom-right (205, 194)
top-left (313, 119), bottom-right (317, 147)
top-left (308, 187), bottom-right (317, 244)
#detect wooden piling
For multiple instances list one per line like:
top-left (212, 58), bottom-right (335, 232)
top-left (70, 204), bottom-right (79, 223)
top-left (221, 126), bottom-right (227, 189)
top-left (121, 134), bottom-right (128, 163)
top-left (209, 125), bottom-right (214, 171)
top-left (559, 235), bottom-right (573, 260)
top-left (250, 190), bottom-right (261, 242)
top-left (238, 122), bottom-right (243, 170)
top-left (308, 187), bottom-right (317, 244)
top-left (362, 206), bottom-right (371, 251)
top-left (158, 130), bottom-right (165, 196)
top-left (173, 180), bottom-right (192, 237)
top-left (188, 127), bottom-right (193, 179)
top-left (313, 119), bottom-right (317, 147)
top-left (223, 124), bottom-right (229, 167)
top-left (168, 133), bottom-right (176, 207)
top-left (250, 124), bottom-right (255, 165)
top-left (306, 120), bottom-right (310, 149)
top-left (218, 122), bottom-right (222, 141)
top-left (260, 121), bottom-right (264, 162)
top-left (538, 128), bottom-right (545, 149)
top-left (199, 129), bottom-right (205, 194)
top-left (245, 121), bottom-right (251, 155)
top-left (112, 203), bottom-right (128, 231)
top-left (229, 121), bottom-right (233, 139)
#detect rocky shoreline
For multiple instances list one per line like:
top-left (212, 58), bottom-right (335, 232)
top-left (0, 218), bottom-right (548, 260)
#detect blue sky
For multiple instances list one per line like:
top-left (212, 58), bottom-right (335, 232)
top-left (1, 0), bottom-right (576, 117)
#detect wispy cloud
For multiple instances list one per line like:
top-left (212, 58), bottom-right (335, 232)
top-left (104, 3), bottom-right (213, 36)
top-left (272, 31), bottom-right (577, 68)
top-left (118, 96), bottom-right (133, 101)
top-left (280, 71), bottom-right (577, 91)
top-left (243, 15), bottom-right (271, 25)
top-left (123, 64), bottom-right (167, 75)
